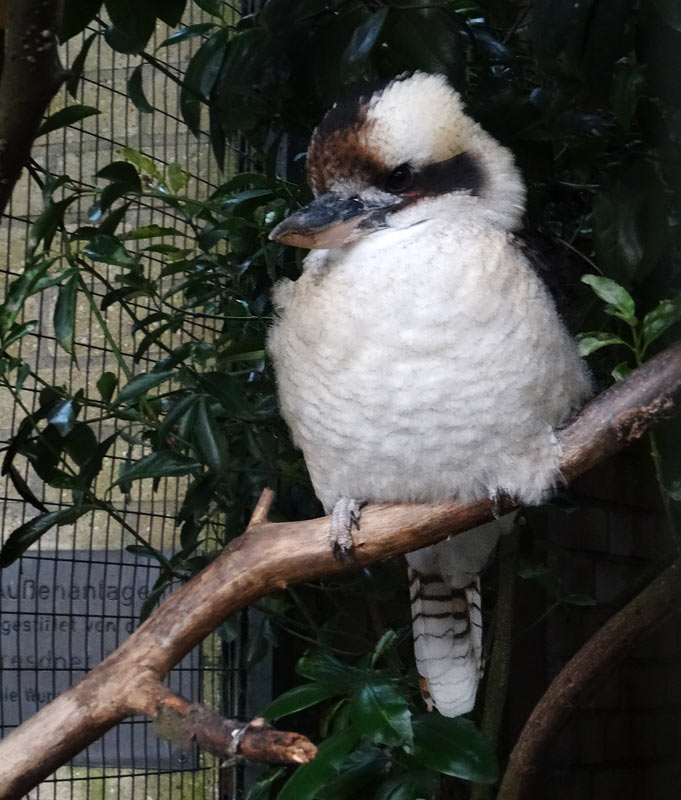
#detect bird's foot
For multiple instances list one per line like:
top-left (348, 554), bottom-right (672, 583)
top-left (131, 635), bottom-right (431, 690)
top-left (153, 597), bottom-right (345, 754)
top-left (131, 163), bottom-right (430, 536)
top-left (490, 491), bottom-right (503, 519)
top-left (329, 497), bottom-right (363, 563)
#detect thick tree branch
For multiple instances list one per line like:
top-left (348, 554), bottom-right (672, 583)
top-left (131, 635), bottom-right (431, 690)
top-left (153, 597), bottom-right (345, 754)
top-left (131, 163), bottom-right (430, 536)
top-left (0, 0), bottom-right (67, 217)
top-left (496, 559), bottom-right (681, 800)
top-left (0, 341), bottom-right (680, 798)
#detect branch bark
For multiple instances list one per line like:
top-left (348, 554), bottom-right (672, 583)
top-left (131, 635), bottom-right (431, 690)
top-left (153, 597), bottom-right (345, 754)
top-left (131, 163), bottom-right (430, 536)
top-left (0, 0), bottom-right (67, 217)
top-left (1, 340), bottom-right (680, 798)
top-left (496, 559), bottom-right (681, 800)
top-left (151, 690), bottom-right (317, 765)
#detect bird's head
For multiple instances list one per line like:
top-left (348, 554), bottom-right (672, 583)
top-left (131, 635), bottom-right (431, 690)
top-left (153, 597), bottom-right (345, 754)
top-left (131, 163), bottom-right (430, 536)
top-left (269, 72), bottom-right (526, 250)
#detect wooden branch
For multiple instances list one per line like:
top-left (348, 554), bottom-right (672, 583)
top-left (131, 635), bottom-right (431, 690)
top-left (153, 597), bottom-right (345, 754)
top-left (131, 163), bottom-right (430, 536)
top-left (0, 0), bottom-right (68, 217)
top-left (1, 340), bottom-right (680, 798)
top-left (496, 559), bottom-right (681, 800)
top-left (151, 690), bottom-right (316, 765)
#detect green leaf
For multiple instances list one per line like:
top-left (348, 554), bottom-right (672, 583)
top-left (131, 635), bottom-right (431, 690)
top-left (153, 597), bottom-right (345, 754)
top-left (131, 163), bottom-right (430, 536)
top-left (97, 372), bottom-right (118, 402)
top-left (610, 66), bottom-right (645, 131)
top-left (216, 171), bottom-right (272, 193)
top-left (181, 33), bottom-right (227, 135)
top-left (222, 349), bottom-right (265, 364)
top-left (159, 23), bottom-right (215, 47)
top-left (592, 165), bottom-right (668, 285)
top-left (642, 292), bottom-right (681, 349)
top-left (47, 398), bottom-right (77, 437)
top-left (104, 1), bottom-right (156, 53)
top-left (263, 683), bottom-right (341, 722)
top-left (167, 162), bottom-right (189, 194)
top-left (59, 0), bottom-right (101, 42)
top-left (209, 100), bottom-right (226, 168)
top-left (123, 224), bottom-right (182, 240)
top-left (340, 8), bottom-right (388, 81)
top-left (133, 324), bottom-right (171, 365)
top-left (176, 472), bottom-right (219, 524)
top-left (112, 451), bottom-right (200, 486)
top-left (667, 478), bottom-right (681, 501)
top-left (119, 146), bottom-right (163, 182)
top-left (157, 394), bottom-right (197, 446)
top-left (651, 0), bottom-right (681, 30)
top-left (245, 768), bottom-right (286, 800)
top-left (54, 273), bottom-right (78, 355)
top-left (151, 0), bottom-right (186, 26)
top-left (127, 64), bottom-right (154, 113)
top-left (245, 614), bottom-right (274, 668)
top-left (76, 433), bottom-right (118, 500)
top-left (218, 187), bottom-right (273, 207)
top-left (193, 0), bottom-right (224, 15)
top-left (83, 234), bottom-right (136, 266)
top-left (195, 372), bottom-right (254, 419)
top-left (3, 321), bottom-right (38, 350)
top-left (63, 423), bottom-right (98, 467)
top-left (276, 728), bottom-right (360, 800)
top-left (0, 507), bottom-right (91, 568)
top-left (66, 32), bottom-right (97, 97)
top-left (193, 397), bottom-right (229, 472)
top-left (575, 331), bottom-right (628, 357)
top-left (562, 593), bottom-right (597, 607)
top-left (23, 426), bottom-right (62, 483)
top-left (374, 770), bottom-right (439, 800)
top-left (139, 582), bottom-right (168, 622)
top-left (15, 362), bottom-right (30, 392)
top-left (98, 202), bottom-right (132, 235)
top-left (2, 403), bottom-right (55, 477)
top-left (89, 182), bottom-right (132, 220)
top-left (318, 746), bottom-right (389, 800)
top-left (581, 275), bottom-right (636, 325)
top-left (97, 160), bottom-right (142, 189)
top-left (371, 629), bottom-right (399, 667)
top-left (6, 463), bottom-right (48, 513)
top-left (115, 371), bottom-right (174, 405)
top-left (38, 105), bottom-right (100, 137)
top-left (259, 0), bottom-right (328, 31)
top-left (349, 681), bottom-right (414, 748)
top-left (383, 7), bottom-right (463, 77)
top-left (611, 361), bottom-right (633, 381)
top-left (411, 713), bottom-right (498, 783)
top-left (216, 615), bottom-right (240, 644)
top-left (296, 651), bottom-right (370, 692)
top-left (0, 260), bottom-right (56, 336)
top-left (29, 199), bottom-right (76, 253)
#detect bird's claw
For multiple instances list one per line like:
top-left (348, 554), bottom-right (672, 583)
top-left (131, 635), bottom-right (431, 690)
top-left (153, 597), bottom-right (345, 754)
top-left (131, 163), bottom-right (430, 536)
top-left (329, 497), bottom-right (364, 563)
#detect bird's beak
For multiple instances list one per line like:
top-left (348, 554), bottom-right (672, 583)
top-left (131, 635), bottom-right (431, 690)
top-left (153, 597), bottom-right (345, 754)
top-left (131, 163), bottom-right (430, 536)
top-left (269, 193), bottom-right (397, 249)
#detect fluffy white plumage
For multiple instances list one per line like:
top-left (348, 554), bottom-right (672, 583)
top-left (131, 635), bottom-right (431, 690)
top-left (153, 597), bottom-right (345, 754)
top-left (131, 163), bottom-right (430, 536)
top-left (268, 72), bottom-right (591, 716)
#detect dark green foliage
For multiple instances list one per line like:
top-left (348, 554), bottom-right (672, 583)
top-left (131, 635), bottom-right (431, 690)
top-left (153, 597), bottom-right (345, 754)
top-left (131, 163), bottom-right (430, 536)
top-left (2, 0), bottom-right (680, 796)
top-left (37, 106), bottom-right (101, 137)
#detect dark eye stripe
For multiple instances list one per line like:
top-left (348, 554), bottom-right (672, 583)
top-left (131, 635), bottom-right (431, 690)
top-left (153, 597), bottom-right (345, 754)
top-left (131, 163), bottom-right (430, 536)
top-left (410, 152), bottom-right (483, 198)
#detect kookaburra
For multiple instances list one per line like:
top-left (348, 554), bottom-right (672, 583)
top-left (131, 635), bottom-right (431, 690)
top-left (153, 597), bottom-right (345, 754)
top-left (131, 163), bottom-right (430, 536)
top-left (267, 73), bottom-right (591, 717)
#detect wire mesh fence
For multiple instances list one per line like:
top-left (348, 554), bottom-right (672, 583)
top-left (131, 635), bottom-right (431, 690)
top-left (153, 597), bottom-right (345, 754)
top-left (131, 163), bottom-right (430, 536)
top-left (0, 7), bottom-right (252, 798)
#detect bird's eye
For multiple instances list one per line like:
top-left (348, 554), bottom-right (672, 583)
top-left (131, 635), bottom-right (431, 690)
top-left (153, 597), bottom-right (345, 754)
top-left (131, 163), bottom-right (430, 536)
top-left (386, 163), bottom-right (413, 194)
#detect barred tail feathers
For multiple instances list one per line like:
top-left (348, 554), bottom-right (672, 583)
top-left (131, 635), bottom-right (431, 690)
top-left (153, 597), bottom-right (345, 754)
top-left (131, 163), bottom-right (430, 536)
top-left (408, 568), bottom-right (482, 717)
top-left (406, 522), bottom-right (502, 717)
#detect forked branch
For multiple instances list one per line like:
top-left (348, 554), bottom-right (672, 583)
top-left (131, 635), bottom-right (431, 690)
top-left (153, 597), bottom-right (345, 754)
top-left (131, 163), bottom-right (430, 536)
top-left (0, 341), bottom-right (680, 798)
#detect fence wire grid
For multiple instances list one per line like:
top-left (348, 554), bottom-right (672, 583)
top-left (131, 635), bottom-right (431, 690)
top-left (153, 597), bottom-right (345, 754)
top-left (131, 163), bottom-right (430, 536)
top-left (0, 5), bottom-right (257, 798)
